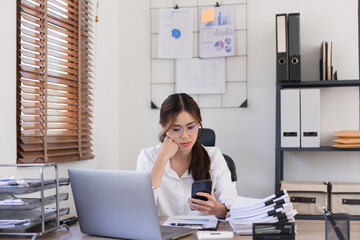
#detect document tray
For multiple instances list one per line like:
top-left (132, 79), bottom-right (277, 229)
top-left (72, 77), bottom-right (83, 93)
top-left (0, 207), bottom-right (69, 230)
top-left (0, 192), bottom-right (68, 210)
top-left (0, 178), bottom-right (69, 195)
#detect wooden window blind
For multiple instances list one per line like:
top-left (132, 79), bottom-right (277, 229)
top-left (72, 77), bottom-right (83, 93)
top-left (16, 0), bottom-right (95, 163)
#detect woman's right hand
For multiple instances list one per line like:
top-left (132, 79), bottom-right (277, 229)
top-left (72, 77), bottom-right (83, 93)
top-left (158, 135), bottom-right (179, 162)
top-left (151, 135), bottom-right (178, 189)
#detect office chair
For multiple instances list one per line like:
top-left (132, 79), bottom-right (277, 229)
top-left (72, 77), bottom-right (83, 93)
top-left (198, 128), bottom-right (238, 183)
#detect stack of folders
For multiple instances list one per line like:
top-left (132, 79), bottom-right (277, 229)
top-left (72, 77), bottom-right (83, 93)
top-left (332, 130), bottom-right (360, 148)
top-left (320, 41), bottom-right (337, 80)
top-left (226, 190), bottom-right (297, 235)
top-left (275, 13), bottom-right (301, 82)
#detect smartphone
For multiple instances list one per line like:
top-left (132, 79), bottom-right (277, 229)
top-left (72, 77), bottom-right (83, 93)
top-left (191, 179), bottom-right (212, 201)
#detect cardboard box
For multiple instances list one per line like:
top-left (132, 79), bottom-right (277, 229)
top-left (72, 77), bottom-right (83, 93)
top-left (281, 181), bottom-right (328, 215)
top-left (330, 182), bottom-right (360, 215)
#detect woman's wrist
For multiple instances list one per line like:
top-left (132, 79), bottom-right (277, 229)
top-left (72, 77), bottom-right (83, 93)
top-left (156, 152), bottom-right (171, 164)
top-left (215, 203), bottom-right (228, 219)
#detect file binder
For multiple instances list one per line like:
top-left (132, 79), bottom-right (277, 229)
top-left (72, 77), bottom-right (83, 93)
top-left (327, 41), bottom-right (333, 80)
top-left (276, 14), bottom-right (288, 82)
top-left (281, 89), bottom-right (300, 147)
top-left (288, 13), bottom-right (301, 81)
top-left (320, 41), bottom-right (326, 80)
top-left (300, 89), bottom-right (320, 147)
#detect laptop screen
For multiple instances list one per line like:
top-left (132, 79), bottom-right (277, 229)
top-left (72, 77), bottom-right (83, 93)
top-left (69, 168), bottom-right (163, 239)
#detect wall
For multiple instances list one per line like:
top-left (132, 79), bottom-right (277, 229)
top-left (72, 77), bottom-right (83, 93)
top-left (116, 0), bottom-right (360, 198)
top-left (0, 0), bottom-right (358, 214)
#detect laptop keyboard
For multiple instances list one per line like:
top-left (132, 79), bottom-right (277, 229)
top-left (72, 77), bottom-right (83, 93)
top-left (160, 225), bottom-right (196, 240)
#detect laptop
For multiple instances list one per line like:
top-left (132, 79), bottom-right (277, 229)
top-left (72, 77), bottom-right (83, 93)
top-left (68, 168), bottom-right (197, 240)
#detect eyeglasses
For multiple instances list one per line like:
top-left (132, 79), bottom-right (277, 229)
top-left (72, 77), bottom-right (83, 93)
top-left (167, 124), bottom-right (199, 138)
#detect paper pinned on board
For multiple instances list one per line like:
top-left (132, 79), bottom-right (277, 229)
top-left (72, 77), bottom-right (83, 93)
top-left (158, 8), bottom-right (193, 59)
top-left (200, 5), bottom-right (235, 58)
top-left (175, 58), bottom-right (225, 94)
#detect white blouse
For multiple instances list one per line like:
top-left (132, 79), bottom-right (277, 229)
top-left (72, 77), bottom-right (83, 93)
top-left (136, 144), bottom-right (238, 217)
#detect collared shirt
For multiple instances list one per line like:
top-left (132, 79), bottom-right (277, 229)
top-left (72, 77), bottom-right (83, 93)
top-left (136, 144), bottom-right (238, 216)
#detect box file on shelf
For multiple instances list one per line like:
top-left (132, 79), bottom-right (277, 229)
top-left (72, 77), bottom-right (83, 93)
top-left (330, 182), bottom-right (360, 215)
top-left (281, 181), bottom-right (328, 215)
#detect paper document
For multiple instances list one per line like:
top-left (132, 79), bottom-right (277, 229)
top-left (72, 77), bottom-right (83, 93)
top-left (200, 5), bottom-right (235, 58)
top-left (0, 178), bottom-right (70, 195)
top-left (163, 215), bottom-right (218, 230)
top-left (235, 196), bottom-right (261, 206)
top-left (158, 8), bottom-right (193, 59)
top-left (176, 58), bottom-right (225, 94)
top-left (226, 190), bottom-right (297, 235)
top-left (0, 207), bottom-right (69, 229)
top-left (0, 193), bottom-right (69, 210)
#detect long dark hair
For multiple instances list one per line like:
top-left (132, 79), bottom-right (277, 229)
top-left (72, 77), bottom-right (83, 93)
top-left (159, 93), bottom-right (211, 181)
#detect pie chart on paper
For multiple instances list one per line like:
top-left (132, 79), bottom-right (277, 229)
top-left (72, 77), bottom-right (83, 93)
top-left (214, 41), bottom-right (224, 51)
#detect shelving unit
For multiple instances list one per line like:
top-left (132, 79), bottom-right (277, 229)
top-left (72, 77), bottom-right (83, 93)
top-left (275, 80), bottom-right (360, 193)
top-left (0, 163), bottom-right (70, 239)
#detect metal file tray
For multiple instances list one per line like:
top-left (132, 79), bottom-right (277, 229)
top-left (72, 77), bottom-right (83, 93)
top-left (0, 192), bottom-right (68, 210)
top-left (0, 178), bottom-right (69, 195)
top-left (0, 207), bottom-right (69, 230)
top-left (0, 164), bottom-right (69, 239)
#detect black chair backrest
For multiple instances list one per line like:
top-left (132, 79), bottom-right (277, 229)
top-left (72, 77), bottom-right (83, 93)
top-left (198, 128), bottom-right (216, 147)
top-left (198, 128), bottom-right (237, 182)
top-left (223, 154), bottom-right (238, 182)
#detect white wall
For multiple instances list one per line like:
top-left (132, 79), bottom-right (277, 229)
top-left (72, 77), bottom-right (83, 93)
top-left (0, 0), bottom-right (359, 214)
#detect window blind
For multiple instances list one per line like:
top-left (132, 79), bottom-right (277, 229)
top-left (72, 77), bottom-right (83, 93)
top-left (16, 0), bottom-right (95, 163)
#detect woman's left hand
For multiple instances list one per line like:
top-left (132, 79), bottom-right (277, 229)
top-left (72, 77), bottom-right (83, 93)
top-left (187, 192), bottom-right (228, 219)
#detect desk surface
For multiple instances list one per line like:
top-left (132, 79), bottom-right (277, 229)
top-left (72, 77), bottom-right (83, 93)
top-left (1, 218), bottom-right (360, 239)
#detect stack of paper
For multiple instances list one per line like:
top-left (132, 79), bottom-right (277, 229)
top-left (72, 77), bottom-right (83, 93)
top-left (0, 193), bottom-right (69, 210)
top-left (0, 207), bottom-right (69, 229)
top-left (163, 215), bottom-right (218, 230)
top-left (0, 177), bottom-right (70, 195)
top-left (226, 190), bottom-right (297, 235)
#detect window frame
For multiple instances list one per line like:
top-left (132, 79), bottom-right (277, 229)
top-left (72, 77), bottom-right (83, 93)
top-left (16, 0), bottom-right (95, 164)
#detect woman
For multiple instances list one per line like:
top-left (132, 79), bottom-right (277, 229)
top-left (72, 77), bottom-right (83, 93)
top-left (137, 93), bottom-right (237, 218)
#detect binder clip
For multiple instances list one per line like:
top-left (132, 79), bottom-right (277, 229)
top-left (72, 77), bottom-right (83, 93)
top-left (215, 2), bottom-right (220, 7)
top-left (174, 4), bottom-right (179, 9)
top-left (323, 207), bottom-right (350, 240)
